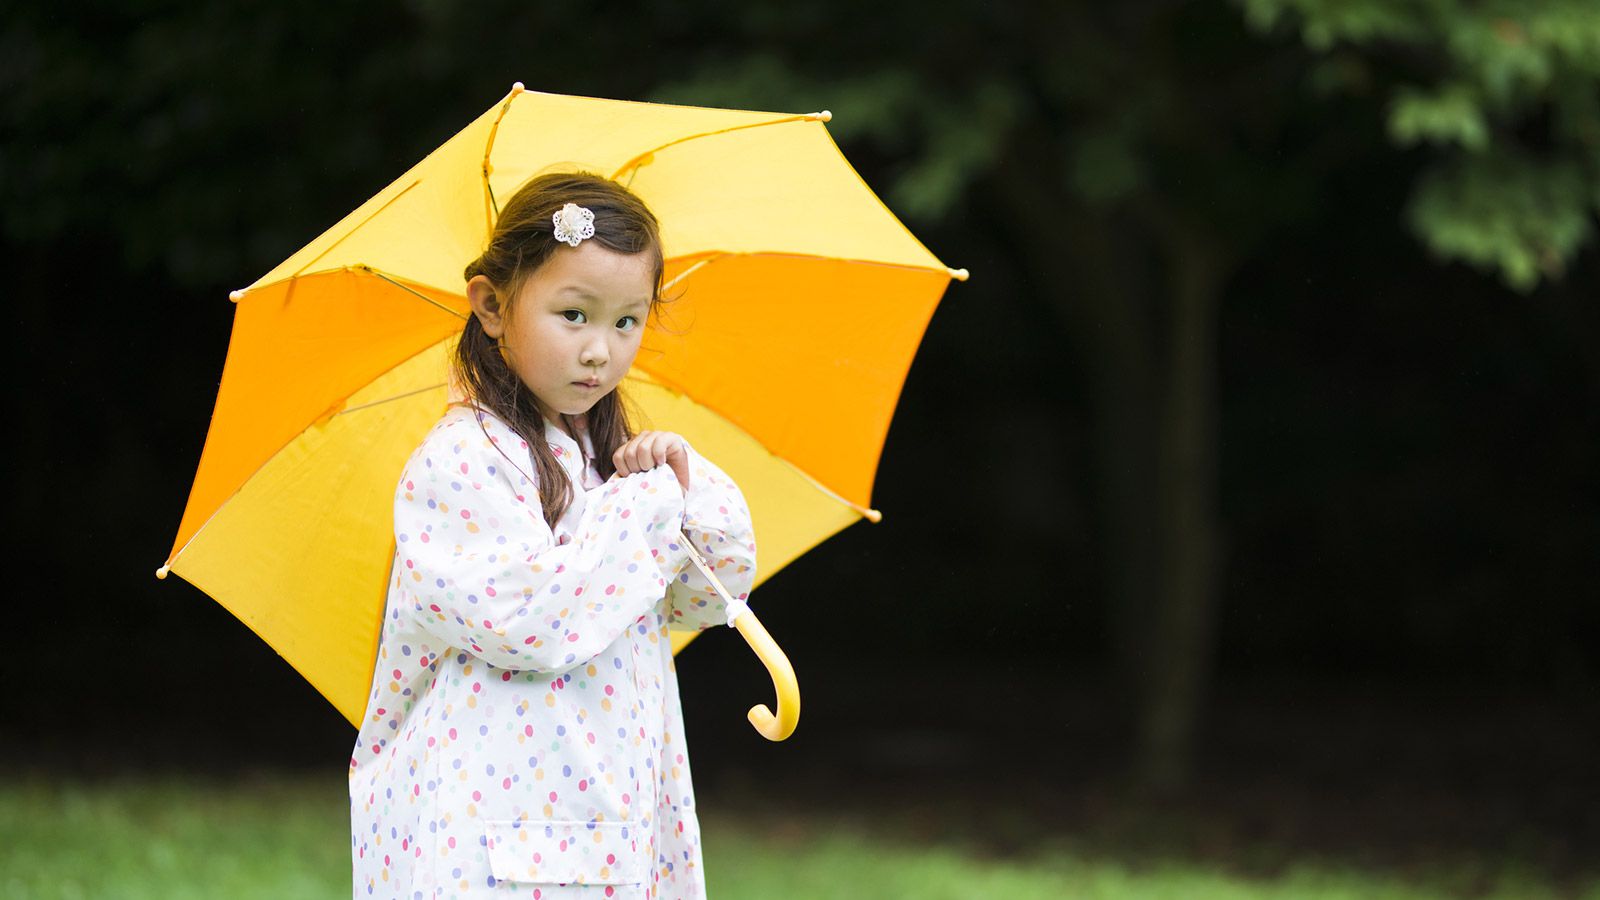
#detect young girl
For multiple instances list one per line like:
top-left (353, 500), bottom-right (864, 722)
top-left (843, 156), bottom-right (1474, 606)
top-left (350, 172), bottom-right (757, 899)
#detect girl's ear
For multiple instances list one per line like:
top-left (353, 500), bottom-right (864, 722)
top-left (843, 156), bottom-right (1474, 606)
top-left (466, 275), bottom-right (506, 338)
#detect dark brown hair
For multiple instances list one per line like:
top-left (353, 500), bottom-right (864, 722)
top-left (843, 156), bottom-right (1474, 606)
top-left (456, 171), bottom-right (665, 529)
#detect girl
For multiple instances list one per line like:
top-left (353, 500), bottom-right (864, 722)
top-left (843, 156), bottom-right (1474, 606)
top-left (350, 172), bottom-right (757, 899)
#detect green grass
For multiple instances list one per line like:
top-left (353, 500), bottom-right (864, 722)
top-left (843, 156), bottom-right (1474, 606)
top-left (705, 809), bottom-right (1592, 900)
top-left (1, 775), bottom-right (348, 900)
top-left (0, 774), bottom-right (1590, 899)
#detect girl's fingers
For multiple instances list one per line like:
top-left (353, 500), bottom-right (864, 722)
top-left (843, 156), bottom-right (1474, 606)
top-left (633, 432), bottom-right (656, 473)
top-left (640, 433), bottom-right (667, 471)
top-left (611, 432), bottom-right (685, 477)
top-left (613, 433), bottom-right (641, 475)
top-left (620, 432), bottom-right (640, 474)
top-left (666, 438), bottom-right (691, 492)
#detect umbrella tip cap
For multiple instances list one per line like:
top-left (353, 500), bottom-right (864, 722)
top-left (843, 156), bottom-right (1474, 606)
top-left (949, 268), bottom-right (970, 282)
top-left (229, 289), bottom-right (246, 302)
top-left (511, 82), bottom-right (526, 94)
top-left (155, 564), bottom-right (170, 580)
top-left (864, 508), bottom-right (883, 523)
top-left (808, 110), bottom-right (832, 122)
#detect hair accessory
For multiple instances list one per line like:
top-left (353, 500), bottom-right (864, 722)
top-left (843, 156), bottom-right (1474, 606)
top-left (552, 202), bottom-right (596, 247)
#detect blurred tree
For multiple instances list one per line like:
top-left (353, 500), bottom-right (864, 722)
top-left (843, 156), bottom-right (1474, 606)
top-left (1244, 0), bottom-right (1600, 290)
top-left (651, 0), bottom-right (1600, 793)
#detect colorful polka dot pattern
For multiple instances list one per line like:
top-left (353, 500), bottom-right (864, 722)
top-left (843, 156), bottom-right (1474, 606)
top-left (351, 404), bottom-right (757, 898)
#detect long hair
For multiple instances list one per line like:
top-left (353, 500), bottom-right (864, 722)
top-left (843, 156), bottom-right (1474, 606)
top-left (455, 171), bottom-right (665, 529)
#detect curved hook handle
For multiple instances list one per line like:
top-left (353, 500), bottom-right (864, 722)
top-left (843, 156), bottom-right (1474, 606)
top-left (678, 530), bottom-right (799, 741)
top-left (731, 609), bottom-right (800, 741)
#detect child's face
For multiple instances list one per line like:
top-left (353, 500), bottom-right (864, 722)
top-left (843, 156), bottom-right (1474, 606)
top-left (475, 241), bottom-right (654, 422)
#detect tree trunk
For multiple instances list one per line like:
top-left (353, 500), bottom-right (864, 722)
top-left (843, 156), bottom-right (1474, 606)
top-left (984, 164), bottom-right (1164, 769)
top-left (989, 149), bottom-right (1228, 794)
top-left (1137, 209), bottom-right (1227, 793)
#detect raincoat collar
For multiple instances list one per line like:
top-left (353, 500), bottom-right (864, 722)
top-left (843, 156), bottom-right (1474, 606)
top-left (542, 414), bottom-right (595, 480)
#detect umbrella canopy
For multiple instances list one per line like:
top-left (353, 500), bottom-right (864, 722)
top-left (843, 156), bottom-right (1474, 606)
top-left (160, 85), bottom-right (965, 727)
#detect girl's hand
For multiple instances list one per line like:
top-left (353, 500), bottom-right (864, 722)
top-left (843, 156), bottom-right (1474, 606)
top-left (612, 430), bottom-right (690, 493)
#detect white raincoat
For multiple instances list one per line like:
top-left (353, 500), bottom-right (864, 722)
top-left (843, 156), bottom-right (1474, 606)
top-left (350, 402), bottom-right (756, 899)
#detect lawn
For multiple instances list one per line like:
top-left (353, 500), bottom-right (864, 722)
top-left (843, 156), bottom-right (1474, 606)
top-left (0, 774), bottom-right (1589, 899)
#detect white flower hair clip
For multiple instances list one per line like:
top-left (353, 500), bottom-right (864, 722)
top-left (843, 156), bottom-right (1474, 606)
top-left (552, 202), bottom-right (596, 247)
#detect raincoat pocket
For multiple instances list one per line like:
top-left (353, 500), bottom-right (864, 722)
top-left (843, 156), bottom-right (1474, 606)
top-left (484, 819), bottom-right (644, 888)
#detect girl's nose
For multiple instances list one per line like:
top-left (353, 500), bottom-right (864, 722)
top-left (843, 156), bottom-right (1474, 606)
top-left (580, 338), bottom-right (608, 367)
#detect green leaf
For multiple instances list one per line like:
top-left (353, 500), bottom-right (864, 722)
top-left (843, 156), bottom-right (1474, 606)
top-left (1406, 151), bottom-right (1594, 292)
top-left (889, 80), bottom-right (1021, 222)
top-left (1388, 83), bottom-right (1490, 151)
top-left (1236, 0), bottom-right (1430, 49)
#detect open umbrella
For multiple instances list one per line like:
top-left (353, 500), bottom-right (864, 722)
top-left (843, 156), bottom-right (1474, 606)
top-left (158, 83), bottom-right (965, 739)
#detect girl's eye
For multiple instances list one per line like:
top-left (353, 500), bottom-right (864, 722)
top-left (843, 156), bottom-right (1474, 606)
top-left (562, 309), bottom-right (586, 323)
top-left (616, 315), bottom-right (640, 331)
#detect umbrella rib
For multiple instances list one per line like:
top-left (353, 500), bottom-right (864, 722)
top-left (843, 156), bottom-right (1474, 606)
top-left (609, 112), bottom-right (829, 184)
top-left (335, 383), bottom-right (449, 417)
top-left (661, 256), bottom-right (720, 294)
top-left (159, 338), bottom-right (456, 578)
top-left (286, 179), bottom-right (423, 282)
top-left (661, 250), bottom-right (963, 281)
top-left (361, 267), bottom-right (470, 320)
top-left (779, 457), bottom-right (883, 523)
top-left (627, 369), bottom-right (884, 524)
top-left (229, 266), bottom-right (467, 309)
top-left (482, 85), bottom-right (525, 231)
top-left (158, 381), bottom-right (449, 578)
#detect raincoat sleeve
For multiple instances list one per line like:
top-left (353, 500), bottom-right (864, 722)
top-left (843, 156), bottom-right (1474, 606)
top-left (665, 441), bottom-right (758, 631)
top-left (393, 424), bottom-right (691, 674)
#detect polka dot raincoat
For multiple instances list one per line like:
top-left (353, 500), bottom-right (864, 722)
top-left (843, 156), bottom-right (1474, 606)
top-left (350, 402), bottom-right (756, 899)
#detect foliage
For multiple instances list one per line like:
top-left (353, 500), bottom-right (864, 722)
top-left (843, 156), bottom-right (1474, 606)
top-left (651, 1), bottom-right (1600, 292)
top-left (1241, 0), bottom-right (1600, 290)
top-left (8, 1), bottom-right (1592, 293)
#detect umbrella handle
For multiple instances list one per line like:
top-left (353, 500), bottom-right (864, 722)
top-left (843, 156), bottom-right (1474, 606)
top-left (731, 608), bottom-right (800, 741)
top-left (679, 531), bottom-right (800, 742)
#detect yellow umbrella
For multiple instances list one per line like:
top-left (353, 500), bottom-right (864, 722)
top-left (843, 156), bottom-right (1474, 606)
top-left (158, 84), bottom-right (965, 740)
